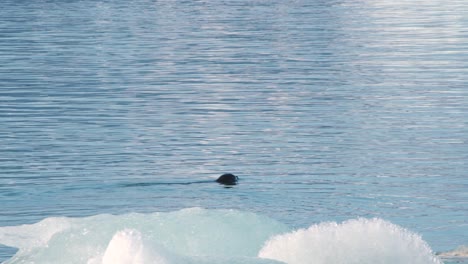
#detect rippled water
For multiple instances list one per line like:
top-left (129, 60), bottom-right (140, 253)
top-left (1, 0), bottom-right (467, 262)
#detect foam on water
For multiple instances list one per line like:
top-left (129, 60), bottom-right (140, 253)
top-left (0, 208), bottom-right (443, 264)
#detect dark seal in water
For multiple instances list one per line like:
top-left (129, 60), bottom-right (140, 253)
top-left (216, 173), bottom-right (238, 185)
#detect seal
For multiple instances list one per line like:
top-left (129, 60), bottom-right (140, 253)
top-left (215, 173), bottom-right (239, 185)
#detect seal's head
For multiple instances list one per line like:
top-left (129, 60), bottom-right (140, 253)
top-left (216, 173), bottom-right (238, 185)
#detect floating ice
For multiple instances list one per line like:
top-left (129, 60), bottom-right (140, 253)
top-left (258, 218), bottom-right (442, 264)
top-left (0, 209), bottom-right (443, 264)
top-left (438, 245), bottom-right (468, 258)
top-left (98, 229), bottom-right (169, 264)
top-left (0, 208), bottom-right (286, 264)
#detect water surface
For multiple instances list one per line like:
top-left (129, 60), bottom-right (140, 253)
top-left (1, 0), bottom-right (467, 262)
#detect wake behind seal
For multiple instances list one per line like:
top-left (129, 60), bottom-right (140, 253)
top-left (123, 173), bottom-right (239, 188)
top-left (216, 173), bottom-right (239, 185)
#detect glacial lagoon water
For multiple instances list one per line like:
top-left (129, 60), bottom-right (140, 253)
top-left (1, 0), bottom-right (467, 263)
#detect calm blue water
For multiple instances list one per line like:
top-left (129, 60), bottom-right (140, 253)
top-left (1, 0), bottom-right (467, 263)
